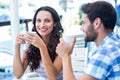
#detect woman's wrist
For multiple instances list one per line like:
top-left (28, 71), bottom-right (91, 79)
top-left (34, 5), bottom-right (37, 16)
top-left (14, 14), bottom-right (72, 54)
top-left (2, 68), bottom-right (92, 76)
top-left (15, 43), bottom-right (20, 49)
top-left (39, 44), bottom-right (47, 52)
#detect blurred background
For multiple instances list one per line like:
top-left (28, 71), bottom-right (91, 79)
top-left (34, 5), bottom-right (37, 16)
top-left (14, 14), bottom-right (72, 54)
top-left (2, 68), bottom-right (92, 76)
top-left (0, 0), bottom-right (120, 80)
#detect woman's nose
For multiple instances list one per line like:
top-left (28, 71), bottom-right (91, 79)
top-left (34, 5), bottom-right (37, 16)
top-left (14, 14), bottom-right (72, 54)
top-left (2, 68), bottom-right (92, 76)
top-left (39, 21), bottom-right (45, 27)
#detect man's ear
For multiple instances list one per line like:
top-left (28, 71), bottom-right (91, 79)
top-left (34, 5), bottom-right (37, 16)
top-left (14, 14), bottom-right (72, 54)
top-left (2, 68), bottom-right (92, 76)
top-left (93, 17), bottom-right (102, 30)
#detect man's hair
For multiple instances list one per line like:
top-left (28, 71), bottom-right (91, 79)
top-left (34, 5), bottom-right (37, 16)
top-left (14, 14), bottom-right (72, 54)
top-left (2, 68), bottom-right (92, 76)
top-left (81, 1), bottom-right (117, 30)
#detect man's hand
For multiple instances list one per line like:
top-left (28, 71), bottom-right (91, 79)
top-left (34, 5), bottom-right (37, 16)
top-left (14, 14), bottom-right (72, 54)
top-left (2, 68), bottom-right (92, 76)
top-left (56, 37), bottom-right (76, 59)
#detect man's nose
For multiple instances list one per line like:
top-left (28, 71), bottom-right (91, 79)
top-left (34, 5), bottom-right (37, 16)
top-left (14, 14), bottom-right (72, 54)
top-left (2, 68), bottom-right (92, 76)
top-left (80, 26), bottom-right (83, 31)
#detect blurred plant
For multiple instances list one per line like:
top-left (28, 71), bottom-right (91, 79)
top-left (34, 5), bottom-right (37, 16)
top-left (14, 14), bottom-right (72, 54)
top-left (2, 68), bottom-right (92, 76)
top-left (78, 9), bottom-right (82, 25)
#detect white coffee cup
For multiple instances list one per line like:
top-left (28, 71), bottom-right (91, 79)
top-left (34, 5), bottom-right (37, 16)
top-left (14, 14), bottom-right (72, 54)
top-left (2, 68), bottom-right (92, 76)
top-left (24, 31), bottom-right (36, 44)
top-left (62, 34), bottom-right (76, 44)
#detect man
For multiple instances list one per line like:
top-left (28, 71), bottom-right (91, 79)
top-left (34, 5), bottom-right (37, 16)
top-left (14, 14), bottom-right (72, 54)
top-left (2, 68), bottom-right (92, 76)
top-left (56, 1), bottom-right (120, 80)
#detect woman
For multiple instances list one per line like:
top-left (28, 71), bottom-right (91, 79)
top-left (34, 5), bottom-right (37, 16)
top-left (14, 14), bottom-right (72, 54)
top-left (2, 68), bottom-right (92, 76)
top-left (13, 6), bottom-right (64, 80)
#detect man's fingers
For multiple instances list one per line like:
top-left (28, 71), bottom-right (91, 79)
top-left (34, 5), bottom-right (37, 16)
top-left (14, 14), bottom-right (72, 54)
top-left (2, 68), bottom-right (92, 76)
top-left (70, 37), bottom-right (76, 48)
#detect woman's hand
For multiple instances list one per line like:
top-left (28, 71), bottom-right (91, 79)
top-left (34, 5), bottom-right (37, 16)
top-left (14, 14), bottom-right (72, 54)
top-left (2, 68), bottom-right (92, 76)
top-left (24, 32), bottom-right (45, 48)
top-left (16, 33), bottom-right (26, 45)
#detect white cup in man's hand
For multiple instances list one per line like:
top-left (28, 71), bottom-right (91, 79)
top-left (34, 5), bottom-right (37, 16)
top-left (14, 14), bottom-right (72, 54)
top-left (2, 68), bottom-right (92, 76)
top-left (62, 34), bottom-right (76, 44)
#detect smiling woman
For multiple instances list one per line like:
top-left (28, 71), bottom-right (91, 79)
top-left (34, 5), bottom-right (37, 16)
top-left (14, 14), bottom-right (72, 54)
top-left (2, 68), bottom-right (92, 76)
top-left (13, 6), bottom-right (64, 80)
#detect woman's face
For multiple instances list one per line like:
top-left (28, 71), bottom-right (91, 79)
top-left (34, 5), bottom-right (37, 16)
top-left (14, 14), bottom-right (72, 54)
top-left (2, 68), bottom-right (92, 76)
top-left (35, 10), bottom-right (55, 37)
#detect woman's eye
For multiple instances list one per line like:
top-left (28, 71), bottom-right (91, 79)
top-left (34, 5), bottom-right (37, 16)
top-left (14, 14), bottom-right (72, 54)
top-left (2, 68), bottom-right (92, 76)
top-left (45, 19), bottom-right (50, 22)
top-left (36, 19), bottom-right (41, 23)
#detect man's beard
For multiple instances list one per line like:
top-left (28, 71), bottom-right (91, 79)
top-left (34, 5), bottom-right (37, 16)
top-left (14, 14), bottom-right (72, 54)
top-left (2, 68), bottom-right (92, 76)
top-left (85, 24), bottom-right (98, 42)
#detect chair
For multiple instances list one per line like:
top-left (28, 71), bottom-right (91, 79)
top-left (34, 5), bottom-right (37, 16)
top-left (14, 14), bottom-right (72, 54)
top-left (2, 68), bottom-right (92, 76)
top-left (74, 34), bottom-right (86, 48)
top-left (71, 47), bottom-right (88, 78)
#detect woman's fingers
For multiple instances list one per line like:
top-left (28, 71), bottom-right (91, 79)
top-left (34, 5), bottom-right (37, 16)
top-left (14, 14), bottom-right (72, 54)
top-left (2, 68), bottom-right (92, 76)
top-left (16, 33), bottom-right (26, 44)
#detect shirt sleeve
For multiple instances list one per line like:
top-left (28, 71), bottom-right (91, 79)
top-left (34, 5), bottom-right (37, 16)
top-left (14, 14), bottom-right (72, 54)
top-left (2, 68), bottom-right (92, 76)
top-left (84, 49), bottom-right (112, 80)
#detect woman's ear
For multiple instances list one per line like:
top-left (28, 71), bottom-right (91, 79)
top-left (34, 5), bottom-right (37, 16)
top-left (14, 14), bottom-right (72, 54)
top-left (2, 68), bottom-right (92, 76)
top-left (54, 23), bottom-right (56, 27)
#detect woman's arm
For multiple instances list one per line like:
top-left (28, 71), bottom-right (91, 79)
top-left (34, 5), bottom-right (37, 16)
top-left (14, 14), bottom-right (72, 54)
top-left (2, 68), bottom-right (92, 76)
top-left (25, 32), bottom-right (62, 80)
top-left (13, 33), bottom-right (28, 78)
top-left (40, 46), bottom-right (62, 80)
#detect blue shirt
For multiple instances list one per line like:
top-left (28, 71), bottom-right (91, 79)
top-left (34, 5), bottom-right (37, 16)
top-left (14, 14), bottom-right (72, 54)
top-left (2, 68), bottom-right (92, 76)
top-left (84, 32), bottom-right (120, 80)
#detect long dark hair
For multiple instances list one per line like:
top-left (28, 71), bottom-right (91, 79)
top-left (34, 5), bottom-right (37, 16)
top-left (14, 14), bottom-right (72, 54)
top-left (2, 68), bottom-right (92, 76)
top-left (26, 6), bottom-right (64, 71)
